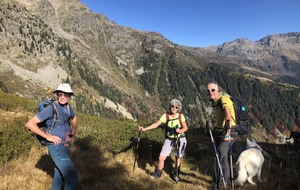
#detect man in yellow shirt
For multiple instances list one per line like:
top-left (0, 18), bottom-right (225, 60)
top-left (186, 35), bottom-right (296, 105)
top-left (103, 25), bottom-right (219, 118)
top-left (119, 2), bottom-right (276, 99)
top-left (207, 82), bottom-right (238, 190)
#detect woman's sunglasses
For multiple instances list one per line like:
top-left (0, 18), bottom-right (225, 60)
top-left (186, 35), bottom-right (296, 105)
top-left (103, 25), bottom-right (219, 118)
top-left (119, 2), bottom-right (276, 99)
top-left (171, 105), bottom-right (179, 109)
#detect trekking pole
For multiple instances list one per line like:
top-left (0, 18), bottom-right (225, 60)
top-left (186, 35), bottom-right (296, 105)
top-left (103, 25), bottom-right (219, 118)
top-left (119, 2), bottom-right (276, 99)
top-left (132, 129), bottom-right (141, 177)
top-left (174, 133), bottom-right (180, 182)
top-left (229, 141), bottom-right (234, 190)
top-left (208, 122), bottom-right (227, 189)
top-left (226, 120), bottom-right (234, 190)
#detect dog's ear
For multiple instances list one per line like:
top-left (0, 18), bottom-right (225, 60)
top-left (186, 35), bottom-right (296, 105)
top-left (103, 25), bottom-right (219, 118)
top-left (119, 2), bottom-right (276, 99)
top-left (246, 138), bottom-right (251, 149)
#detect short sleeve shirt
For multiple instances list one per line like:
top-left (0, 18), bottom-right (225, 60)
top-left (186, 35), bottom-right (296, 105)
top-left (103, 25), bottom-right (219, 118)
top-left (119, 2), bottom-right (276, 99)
top-left (36, 101), bottom-right (75, 140)
top-left (159, 113), bottom-right (186, 127)
top-left (160, 113), bottom-right (186, 138)
top-left (212, 95), bottom-right (236, 129)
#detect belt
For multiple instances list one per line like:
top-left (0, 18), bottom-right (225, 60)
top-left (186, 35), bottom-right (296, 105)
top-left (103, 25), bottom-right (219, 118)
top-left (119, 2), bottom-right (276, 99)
top-left (214, 128), bottom-right (223, 131)
top-left (46, 140), bottom-right (72, 146)
top-left (166, 135), bottom-right (185, 140)
top-left (213, 127), bottom-right (237, 132)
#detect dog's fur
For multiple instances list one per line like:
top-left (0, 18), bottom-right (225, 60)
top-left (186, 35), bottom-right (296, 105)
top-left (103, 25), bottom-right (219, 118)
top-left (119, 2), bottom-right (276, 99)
top-left (234, 139), bottom-right (267, 186)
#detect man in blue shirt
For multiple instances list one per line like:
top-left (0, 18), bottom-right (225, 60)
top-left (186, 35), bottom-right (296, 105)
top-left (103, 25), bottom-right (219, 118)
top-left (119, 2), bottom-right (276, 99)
top-left (26, 83), bottom-right (78, 190)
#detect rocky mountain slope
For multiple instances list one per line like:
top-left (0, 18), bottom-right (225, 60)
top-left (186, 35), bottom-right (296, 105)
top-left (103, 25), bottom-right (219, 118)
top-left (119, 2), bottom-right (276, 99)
top-left (0, 0), bottom-right (299, 134)
top-left (184, 32), bottom-right (300, 86)
top-left (1, 0), bottom-right (206, 118)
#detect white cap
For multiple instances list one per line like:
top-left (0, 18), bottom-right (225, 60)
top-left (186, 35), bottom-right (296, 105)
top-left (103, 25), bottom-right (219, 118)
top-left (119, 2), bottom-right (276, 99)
top-left (52, 83), bottom-right (74, 95)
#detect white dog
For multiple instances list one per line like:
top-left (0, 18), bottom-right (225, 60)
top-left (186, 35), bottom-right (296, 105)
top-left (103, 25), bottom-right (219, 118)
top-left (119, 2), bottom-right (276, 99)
top-left (234, 139), bottom-right (268, 186)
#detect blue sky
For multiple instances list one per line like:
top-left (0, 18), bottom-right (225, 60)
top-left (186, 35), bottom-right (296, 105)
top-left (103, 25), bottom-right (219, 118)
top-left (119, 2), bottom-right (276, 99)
top-left (80, 0), bottom-right (300, 47)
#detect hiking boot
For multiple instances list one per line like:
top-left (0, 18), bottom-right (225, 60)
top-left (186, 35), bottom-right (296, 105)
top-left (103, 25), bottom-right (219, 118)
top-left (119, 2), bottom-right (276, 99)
top-left (211, 183), bottom-right (219, 190)
top-left (150, 168), bottom-right (162, 179)
top-left (173, 175), bottom-right (179, 182)
top-left (173, 169), bottom-right (180, 182)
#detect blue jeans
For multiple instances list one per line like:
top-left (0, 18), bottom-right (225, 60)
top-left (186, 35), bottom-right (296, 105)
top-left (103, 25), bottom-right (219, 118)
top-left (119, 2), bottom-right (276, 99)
top-left (48, 144), bottom-right (78, 190)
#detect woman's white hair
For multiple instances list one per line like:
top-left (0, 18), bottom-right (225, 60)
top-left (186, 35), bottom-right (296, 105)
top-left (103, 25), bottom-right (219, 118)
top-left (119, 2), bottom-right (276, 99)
top-left (170, 99), bottom-right (182, 112)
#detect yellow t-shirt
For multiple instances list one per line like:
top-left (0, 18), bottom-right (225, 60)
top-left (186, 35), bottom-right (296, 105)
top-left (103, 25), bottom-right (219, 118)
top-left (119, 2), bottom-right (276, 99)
top-left (212, 95), bottom-right (236, 129)
top-left (160, 113), bottom-right (186, 138)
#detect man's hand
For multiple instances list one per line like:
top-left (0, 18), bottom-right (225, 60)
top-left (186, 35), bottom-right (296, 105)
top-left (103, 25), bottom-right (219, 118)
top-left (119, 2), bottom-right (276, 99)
top-left (46, 134), bottom-right (62, 145)
top-left (224, 135), bottom-right (233, 141)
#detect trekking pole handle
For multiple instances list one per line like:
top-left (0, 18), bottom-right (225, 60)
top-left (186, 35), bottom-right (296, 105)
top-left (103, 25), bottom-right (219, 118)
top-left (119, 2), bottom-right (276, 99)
top-left (138, 125), bottom-right (144, 132)
top-left (175, 124), bottom-right (183, 134)
top-left (206, 120), bottom-right (213, 129)
top-left (137, 129), bottom-right (141, 142)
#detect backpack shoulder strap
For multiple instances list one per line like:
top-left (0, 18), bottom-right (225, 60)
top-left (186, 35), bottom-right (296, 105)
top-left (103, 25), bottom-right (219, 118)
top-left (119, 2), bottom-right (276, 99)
top-left (165, 112), bottom-right (169, 123)
top-left (218, 95), bottom-right (225, 109)
top-left (229, 96), bottom-right (238, 123)
top-left (178, 113), bottom-right (184, 128)
top-left (66, 104), bottom-right (71, 118)
top-left (165, 112), bottom-right (184, 127)
top-left (218, 95), bottom-right (234, 108)
top-left (49, 102), bottom-right (58, 130)
top-left (218, 95), bottom-right (237, 123)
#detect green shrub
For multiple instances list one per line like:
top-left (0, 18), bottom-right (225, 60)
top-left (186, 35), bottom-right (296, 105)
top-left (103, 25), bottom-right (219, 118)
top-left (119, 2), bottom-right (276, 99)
top-left (77, 113), bottom-right (165, 155)
top-left (0, 90), bottom-right (36, 112)
top-left (0, 91), bottom-right (166, 166)
top-left (0, 117), bottom-right (35, 165)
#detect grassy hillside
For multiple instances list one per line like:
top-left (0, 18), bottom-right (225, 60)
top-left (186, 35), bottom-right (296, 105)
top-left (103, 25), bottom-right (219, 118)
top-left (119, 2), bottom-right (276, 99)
top-left (0, 90), bottom-right (299, 190)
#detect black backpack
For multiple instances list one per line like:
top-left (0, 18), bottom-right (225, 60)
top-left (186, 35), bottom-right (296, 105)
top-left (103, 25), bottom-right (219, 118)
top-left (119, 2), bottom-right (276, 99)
top-left (36, 100), bottom-right (58, 146)
top-left (220, 96), bottom-right (251, 135)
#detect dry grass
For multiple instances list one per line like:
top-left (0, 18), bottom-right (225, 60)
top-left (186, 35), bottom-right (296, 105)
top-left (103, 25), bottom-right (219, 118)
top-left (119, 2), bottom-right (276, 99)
top-left (0, 147), bottom-right (52, 190)
top-left (0, 139), bottom-right (211, 190)
top-left (72, 137), bottom-right (212, 190)
top-left (1, 134), bottom-right (300, 190)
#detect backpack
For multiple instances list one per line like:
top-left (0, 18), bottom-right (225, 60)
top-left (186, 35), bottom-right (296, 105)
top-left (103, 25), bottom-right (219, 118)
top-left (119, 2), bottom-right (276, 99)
top-left (220, 96), bottom-right (251, 135)
top-left (165, 113), bottom-right (184, 138)
top-left (36, 100), bottom-right (58, 146)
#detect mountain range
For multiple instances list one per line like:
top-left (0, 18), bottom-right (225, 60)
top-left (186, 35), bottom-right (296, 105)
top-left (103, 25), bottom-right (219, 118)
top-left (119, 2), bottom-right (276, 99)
top-left (1, 0), bottom-right (300, 135)
top-left (186, 32), bottom-right (300, 85)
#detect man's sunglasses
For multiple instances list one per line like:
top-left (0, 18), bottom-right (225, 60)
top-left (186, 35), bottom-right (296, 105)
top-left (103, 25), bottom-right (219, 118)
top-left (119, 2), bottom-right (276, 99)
top-left (58, 93), bottom-right (70, 98)
top-left (207, 89), bottom-right (216, 94)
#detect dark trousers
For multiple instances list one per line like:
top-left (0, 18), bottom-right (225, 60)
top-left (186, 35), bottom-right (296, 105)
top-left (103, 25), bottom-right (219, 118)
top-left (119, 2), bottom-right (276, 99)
top-left (212, 130), bottom-right (237, 188)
